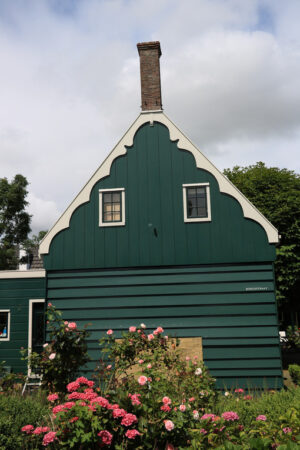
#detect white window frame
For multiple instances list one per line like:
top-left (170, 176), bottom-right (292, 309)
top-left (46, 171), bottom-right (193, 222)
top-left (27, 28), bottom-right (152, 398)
top-left (99, 188), bottom-right (125, 227)
top-left (183, 183), bottom-right (211, 223)
top-left (0, 310), bottom-right (10, 341)
top-left (28, 299), bottom-right (45, 378)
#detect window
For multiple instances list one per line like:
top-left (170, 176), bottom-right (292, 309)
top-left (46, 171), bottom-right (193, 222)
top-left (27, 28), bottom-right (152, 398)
top-left (182, 183), bottom-right (211, 222)
top-left (99, 188), bottom-right (125, 227)
top-left (0, 310), bottom-right (10, 341)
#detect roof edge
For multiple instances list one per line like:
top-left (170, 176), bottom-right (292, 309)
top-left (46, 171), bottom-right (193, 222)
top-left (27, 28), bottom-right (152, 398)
top-left (39, 111), bottom-right (278, 255)
top-left (0, 270), bottom-right (45, 279)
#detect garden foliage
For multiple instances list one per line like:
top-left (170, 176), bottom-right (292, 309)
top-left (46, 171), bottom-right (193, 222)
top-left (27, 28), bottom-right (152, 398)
top-left (21, 303), bottom-right (90, 394)
top-left (19, 317), bottom-right (300, 449)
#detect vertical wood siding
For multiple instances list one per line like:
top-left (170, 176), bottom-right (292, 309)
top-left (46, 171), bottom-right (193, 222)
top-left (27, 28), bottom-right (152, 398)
top-left (47, 263), bottom-right (283, 389)
top-left (43, 122), bottom-right (276, 271)
top-left (0, 277), bottom-right (45, 373)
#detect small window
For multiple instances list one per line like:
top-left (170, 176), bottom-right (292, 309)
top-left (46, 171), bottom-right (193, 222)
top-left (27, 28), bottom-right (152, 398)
top-left (183, 183), bottom-right (211, 222)
top-left (0, 310), bottom-right (10, 341)
top-left (99, 188), bottom-right (125, 227)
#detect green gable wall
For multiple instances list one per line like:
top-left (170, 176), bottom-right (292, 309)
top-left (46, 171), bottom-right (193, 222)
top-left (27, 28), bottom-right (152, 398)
top-left (0, 276), bottom-right (46, 373)
top-left (47, 263), bottom-right (282, 389)
top-left (43, 122), bottom-right (276, 271)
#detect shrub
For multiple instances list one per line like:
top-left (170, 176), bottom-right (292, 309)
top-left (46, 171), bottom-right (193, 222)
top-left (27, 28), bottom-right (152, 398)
top-left (286, 326), bottom-right (300, 349)
top-left (21, 303), bottom-right (90, 394)
top-left (289, 364), bottom-right (300, 385)
top-left (0, 393), bottom-right (49, 449)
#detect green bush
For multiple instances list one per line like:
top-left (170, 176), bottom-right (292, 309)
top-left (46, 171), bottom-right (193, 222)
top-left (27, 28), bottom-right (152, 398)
top-left (289, 364), bottom-right (300, 385)
top-left (0, 393), bottom-right (49, 449)
top-left (215, 387), bottom-right (300, 428)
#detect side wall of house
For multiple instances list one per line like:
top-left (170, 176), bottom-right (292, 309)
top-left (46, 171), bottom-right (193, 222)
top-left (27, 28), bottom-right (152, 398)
top-left (47, 263), bottom-right (282, 389)
top-left (43, 121), bottom-right (281, 388)
top-left (0, 276), bottom-right (46, 373)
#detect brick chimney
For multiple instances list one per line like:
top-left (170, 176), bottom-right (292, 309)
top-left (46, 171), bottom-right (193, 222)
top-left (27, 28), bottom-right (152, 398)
top-left (137, 41), bottom-right (162, 111)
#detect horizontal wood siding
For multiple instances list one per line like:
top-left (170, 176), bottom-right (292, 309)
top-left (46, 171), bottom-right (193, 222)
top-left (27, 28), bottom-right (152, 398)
top-left (47, 263), bottom-right (283, 389)
top-left (43, 123), bottom-right (276, 270)
top-left (0, 277), bottom-right (45, 373)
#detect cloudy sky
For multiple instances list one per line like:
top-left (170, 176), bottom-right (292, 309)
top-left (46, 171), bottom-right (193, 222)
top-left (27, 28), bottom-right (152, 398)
top-left (1, 0), bottom-right (299, 235)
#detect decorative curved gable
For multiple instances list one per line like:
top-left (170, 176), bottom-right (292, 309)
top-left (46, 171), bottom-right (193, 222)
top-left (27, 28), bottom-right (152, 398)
top-left (39, 111), bottom-right (278, 255)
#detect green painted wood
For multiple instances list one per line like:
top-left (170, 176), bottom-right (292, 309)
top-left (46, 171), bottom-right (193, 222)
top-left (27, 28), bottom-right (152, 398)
top-left (43, 123), bottom-right (276, 270)
top-left (46, 264), bottom-right (282, 389)
top-left (215, 377), bottom-right (283, 390)
top-left (47, 271), bottom-right (273, 289)
top-left (47, 263), bottom-right (273, 278)
top-left (51, 294), bottom-right (276, 310)
top-left (0, 276), bottom-right (45, 374)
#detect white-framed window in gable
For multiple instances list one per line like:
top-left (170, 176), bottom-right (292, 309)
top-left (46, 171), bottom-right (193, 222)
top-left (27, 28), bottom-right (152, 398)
top-left (99, 188), bottom-right (125, 227)
top-left (0, 310), bottom-right (10, 341)
top-left (183, 183), bottom-right (211, 223)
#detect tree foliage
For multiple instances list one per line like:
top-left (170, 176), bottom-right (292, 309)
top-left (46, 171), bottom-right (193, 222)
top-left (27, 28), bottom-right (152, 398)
top-left (224, 162), bottom-right (300, 324)
top-left (0, 174), bottom-right (31, 269)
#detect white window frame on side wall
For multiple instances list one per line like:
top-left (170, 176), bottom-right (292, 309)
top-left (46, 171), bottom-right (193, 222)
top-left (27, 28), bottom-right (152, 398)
top-left (99, 188), bottom-right (125, 227)
top-left (182, 183), bottom-right (211, 223)
top-left (0, 310), bottom-right (10, 341)
top-left (27, 299), bottom-right (45, 378)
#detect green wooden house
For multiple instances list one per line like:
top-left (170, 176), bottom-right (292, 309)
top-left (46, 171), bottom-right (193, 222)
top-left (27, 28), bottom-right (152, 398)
top-left (1, 41), bottom-right (283, 388)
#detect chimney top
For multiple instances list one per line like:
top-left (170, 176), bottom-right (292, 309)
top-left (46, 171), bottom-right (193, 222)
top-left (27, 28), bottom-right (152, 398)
top-left (137, 41), bottom-right (162, 111)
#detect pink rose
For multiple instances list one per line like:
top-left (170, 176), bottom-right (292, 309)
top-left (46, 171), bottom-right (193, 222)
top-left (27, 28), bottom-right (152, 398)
top-left (125, 429), bottom-right (141, 439)
top-left (165, 444), bottom-right (175, 450)
top-left (138, 375), bottom-right (148, 386)
top-left (193, 410), bottom-right (199, 419)
top-left (47, 393), bottom-right (59, 402)
top-left (129, 326), bottom-right (136, 332)
top-left (107, 364), bottom-right (112, 369)
top-left (33, 427), bottom-right (50, 435)
top-left (164, 420), bottom-right (175, 431)
top-left (76, 376), bottom-right (89, 384)
top-left (68, 322), bottom-right (77, 330)
top-left (21, 424), bottom-right (34, 434)
top-left (185, 356), bottom-right (190, 361)
top-left (147, 334), bottom-right (154, 341)
top-left (121, 413), bottom-right (138, 427)
top-left (162, 396), bottom-right (172, 405)
top-left (234, 388), bottom-right (244, 393)
top-left (283, 427), bottom-right (292, 434)
top-left (189, 397), bottom-right (195, 402)
top-left (147, 363), bottom-right (152, 369)
top-left (140, 323), bottom-right (146, 329)
top-left (222, 411), bottom-right (240, 421)
top-left (98, 430), bottom-right (113, 445)
top-left (201, 413), bottom-right (216, 421)
top-left (49, 353), bottom-right (56, 360)
top-left (156, 326), bottom-right (164, 333)
top-left (129, 393), bottom-right (141, 406)
top-left (138, 359), bottom-right (144, 364)
top-left (67, 381), bottom-right (80, 392)
top-left (42, 431), bottom-right (57, 446)
top-left (112, 408), bottom-right (127, 418)
top-left (256, 415), bottom-right (267, 421)
top-left (161, 404), bottom-right (171, 412)
top-left (179, 404), bottom-right (186, 412)
top-left (48, 303), bottom-right (52, 307)
top-left (107, 329), bottom-right (113, 335)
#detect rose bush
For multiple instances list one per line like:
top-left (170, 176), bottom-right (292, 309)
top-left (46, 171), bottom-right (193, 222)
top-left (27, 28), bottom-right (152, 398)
top-left (21, 303), bottom-right (90, 394)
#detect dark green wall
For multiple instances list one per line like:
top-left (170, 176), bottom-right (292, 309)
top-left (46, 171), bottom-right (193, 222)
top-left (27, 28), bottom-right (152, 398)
top-left (43, 122), bottom-right (276, 271)
top-left (47, 263), bottom-right (282, 389)
top-left (0, 276), bottom-right (46, 373)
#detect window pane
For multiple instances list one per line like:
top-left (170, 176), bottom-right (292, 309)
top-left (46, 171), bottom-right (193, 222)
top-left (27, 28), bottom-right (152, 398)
top-left (101, 190), bottom-right (123, 223)
top-left (0, 312), bottom-right (8, 338)
top-left (112, 192), bottom-right (120, 202)
top-left (103, 193), bottom-right (112, 203)
top-left (186, 186), bottom-right (208, 218)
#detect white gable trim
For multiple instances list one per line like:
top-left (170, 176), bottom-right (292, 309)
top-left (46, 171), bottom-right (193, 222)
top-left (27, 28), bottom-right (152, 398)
top-left (39, 111), bottom-right (278, 255)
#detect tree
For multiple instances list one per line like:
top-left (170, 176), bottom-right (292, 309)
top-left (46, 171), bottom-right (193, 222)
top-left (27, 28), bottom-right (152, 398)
top-left (224, 162), bottom-right (300, 327)
top-left (0, 174), bottom-right (31, 269)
